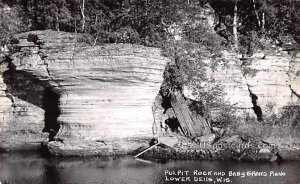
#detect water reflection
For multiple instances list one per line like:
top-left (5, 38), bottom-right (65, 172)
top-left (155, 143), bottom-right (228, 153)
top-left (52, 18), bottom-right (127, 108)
top-left (0, 152), bottom-right (300, 184)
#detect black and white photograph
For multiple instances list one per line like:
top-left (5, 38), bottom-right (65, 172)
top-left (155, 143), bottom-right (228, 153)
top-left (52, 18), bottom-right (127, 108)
top-left (0, 0), bottom-right (300, 183)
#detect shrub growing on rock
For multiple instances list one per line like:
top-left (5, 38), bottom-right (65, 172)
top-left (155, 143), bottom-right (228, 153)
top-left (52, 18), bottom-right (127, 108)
top-left (183, 23), bottom-right (226, 54)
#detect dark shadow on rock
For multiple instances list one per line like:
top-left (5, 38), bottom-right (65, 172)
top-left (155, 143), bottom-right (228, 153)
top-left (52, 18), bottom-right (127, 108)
top-left (253, 105), bottom-right (263, 121)
top-left (42, 88), bottom-right (61, 133)
top-left (165, 117), bottom-right (181, 133)
top-left (3, 68), bottom-right (61, 134)
top-left (159, 89), bottom-right (172, 113)
top-left (250, 93), bottom-right (263, 121)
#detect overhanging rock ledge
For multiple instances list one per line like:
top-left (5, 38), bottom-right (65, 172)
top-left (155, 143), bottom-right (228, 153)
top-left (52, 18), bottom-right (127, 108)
top-left (0, 30), bottom-right (170, 155)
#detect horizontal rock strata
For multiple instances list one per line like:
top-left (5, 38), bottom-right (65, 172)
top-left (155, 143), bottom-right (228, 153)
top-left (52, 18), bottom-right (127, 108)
top-left (183, 50), bottom-right (300, 120)
top-left (0, 30), bottom-right (170, 153)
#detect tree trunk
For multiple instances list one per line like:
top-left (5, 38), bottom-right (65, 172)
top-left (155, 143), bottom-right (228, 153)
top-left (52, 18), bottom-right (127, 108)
top-left (261, 12), bottom-right (265, 33)
top-left (233, 0), bottom-right (238, 49)
top-left (74, 18), bottom-right (77, 33)
top-left (80, 0), bottom-right (86, 32)
top-left (252, 0), bottom-right (261, 28)
top-left (55, 15), bottom-right (60, 31)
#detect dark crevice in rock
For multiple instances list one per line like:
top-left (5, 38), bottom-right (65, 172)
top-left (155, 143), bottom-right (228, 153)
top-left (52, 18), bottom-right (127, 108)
top-left (289, 85), bottom-right (300, 99)
top-left (241, 61), bottom-right (263, 121)
top-left (160, 90), bottom-right (172, 113)
top-left (2, 61), bottom-right (61, 135)
top-left (45, 62), bottom-right (51, 77)
top-left (164, 117), bottom-right (181, 133)
top-left (158, 86), bottom-right (184, 134)
top-left (27, 33), bottom-right (38, 43)
top-left (42, 88), bottom-right (61, 134)
top-left (246, 84), bottom-right (263, 121)
top-left (2, 56), bottom-right (16, 109)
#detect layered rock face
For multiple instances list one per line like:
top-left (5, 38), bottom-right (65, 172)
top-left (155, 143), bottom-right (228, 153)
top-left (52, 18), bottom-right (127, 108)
top-left (0, 57), bottom-right (47, 151)
top-left (1, 30), bottom-right (299, 157)
top-left (240, 51), bottom-right (300, 116)
top-left (183, 50), bottom-right (300, 121)
top-left (0, 31), bottom-right (169, 152)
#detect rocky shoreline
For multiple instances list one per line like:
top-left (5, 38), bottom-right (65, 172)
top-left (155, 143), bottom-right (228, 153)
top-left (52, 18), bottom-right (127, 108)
top-left (137, 134), bottom-right (300, 162)
top-left (1, 133), bottom-right (300, 162)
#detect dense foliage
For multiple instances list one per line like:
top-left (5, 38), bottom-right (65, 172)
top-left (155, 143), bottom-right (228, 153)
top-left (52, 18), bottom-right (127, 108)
top-left (0, 0), bottom-right (300, 48)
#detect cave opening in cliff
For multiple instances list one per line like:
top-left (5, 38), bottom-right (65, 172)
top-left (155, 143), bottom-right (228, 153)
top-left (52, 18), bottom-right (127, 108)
top-left (3, 67), bottom-right (61, 135)
top-left (165, 117), bottom-right (182, 133)
top-left (160, 92), bottom-right (172, 113)
top-left (250, 93), bottom-right (263, 121)
top-left (42, 88), bottom-right (61, 134)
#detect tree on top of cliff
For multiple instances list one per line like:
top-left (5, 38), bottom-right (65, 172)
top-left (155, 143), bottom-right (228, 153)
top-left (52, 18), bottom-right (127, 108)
top-left (209, 0), bottom-right (300, 53)
top-left (0, 2), bottom-right (28, 45)
top-left (22, 0), bottom-right (73, 31)
top-left (0, 0), bottom-right (300, 49)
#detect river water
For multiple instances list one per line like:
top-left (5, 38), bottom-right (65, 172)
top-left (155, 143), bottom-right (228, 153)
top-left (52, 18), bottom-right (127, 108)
top-left (0, 152), bottom-right (300, 184)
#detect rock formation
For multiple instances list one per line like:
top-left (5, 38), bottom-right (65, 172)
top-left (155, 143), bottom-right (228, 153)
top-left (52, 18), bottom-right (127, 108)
top-left (0, 30), bottom-right (299, 158)
top-left (0, 30), bottom-right (170, 154)
top-left (183, 50), bottom-right (300, 121)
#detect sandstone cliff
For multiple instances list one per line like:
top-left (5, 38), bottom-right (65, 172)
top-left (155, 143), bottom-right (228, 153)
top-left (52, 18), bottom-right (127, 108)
top-left (0, 30), bottom-right (170, 154)
top-left (182, 50), bottom-right (300, 122)
top-left (0, 30), bottom-right (299, 158)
